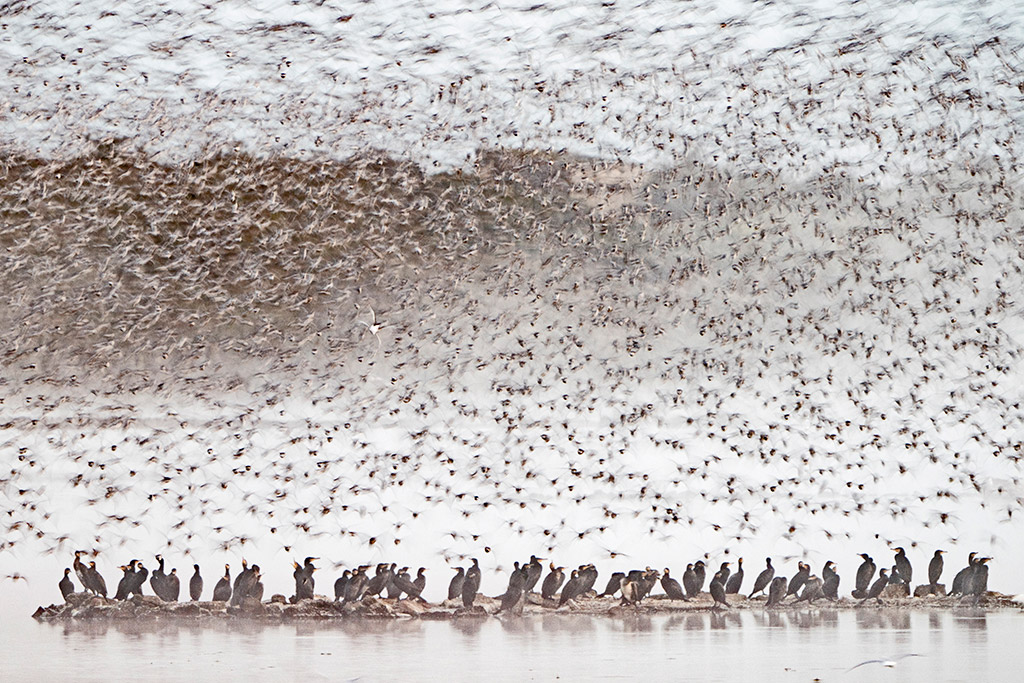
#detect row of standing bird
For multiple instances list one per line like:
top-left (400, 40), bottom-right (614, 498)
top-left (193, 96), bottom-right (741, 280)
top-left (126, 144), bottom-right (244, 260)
top-left (60, 548), bottom-right (992, 609)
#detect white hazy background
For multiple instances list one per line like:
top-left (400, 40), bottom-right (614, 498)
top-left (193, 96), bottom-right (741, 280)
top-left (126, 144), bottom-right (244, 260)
top-left (1, 0), bottom-right (1023, 606)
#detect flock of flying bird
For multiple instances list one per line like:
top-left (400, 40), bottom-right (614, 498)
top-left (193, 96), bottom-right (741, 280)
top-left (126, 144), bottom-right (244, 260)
top-left (2, 2), bottom-right (1024, 605)
top-left (60, 546), bottom-right (993, 613)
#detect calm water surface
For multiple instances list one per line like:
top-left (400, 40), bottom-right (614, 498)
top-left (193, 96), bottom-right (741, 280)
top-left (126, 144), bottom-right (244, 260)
top-left (2, 606), bottom-right (1021, 682)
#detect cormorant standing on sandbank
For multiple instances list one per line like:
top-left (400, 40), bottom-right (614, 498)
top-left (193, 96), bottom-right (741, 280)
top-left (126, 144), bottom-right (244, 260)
top-left (927, 550), bottom-right (945, 594)
top-left (213, 565), bottom-right (232, 602)
top-left (59, 568), bottom-right (74, 600)
top-left (853, 554), bottom-right (875, 598)
top-left (749, 558), bottom-right (774, 598)
top-left (766, 576), bottom-right (788, 607)
top-left (462, 558), bottom-right (481, 607)
top-left (190, 564), bottom-right (203, 601)
top-left (541, 564), bottom-right (565, 600)
top-left (447, 567), bottom-right (465, 600)
top-left (725, 558), bottom-right (744, 594)
top-left (661, 568), bottom-right (685, 600)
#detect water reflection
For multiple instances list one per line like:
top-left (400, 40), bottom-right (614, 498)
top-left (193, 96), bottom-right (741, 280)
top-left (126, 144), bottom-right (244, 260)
top-left (16, 609), bottom-right (1020, 682)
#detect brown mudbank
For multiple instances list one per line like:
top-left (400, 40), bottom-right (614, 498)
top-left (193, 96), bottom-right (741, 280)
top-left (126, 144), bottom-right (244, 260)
top-left (33, 589), bottom-right (1019, 623)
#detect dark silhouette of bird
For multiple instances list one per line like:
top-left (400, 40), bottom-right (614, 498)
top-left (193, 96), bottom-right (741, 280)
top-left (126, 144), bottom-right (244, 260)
top-left (150, 555), bottom-right (167, 599)
top-left (786, 562), bottom-right (810, 598)
top-left (558, 569), bottom-right (582, 607)
top-left (393, 567), bottom-right (426, 601)
top-left (709, 574), bottom-right (728, 609)
top-left (893, 547), bottom-right (912, 585)
top-left (713, 562), bottom-right (731, 588)
top-left (165, 568), bottom-right (180, 601)
top-left (725, 558), bottom-right (744, 594)
top-left (293, 557), bottom-right (316, 602)
top-left (231, 560), bottom-right (256, 606)
top-left (386, 566), bottom-right (409, 599)
top-left (682, 563), bottom-right (699, 598)
top-left (85, 561), bottom-right (107, 597)
top-left (334, 570), bottom-right (351, 601)
top-left (854, 554), bottom-right (876, 598)
top-left (541, 564), bottom-right (565, 600)
top-left (522, 555), bottom-right (544, 593)
top-left (749, 558), bottom-right (774, 598)
top-left (127, 561), bottom-right (148, 598)
top-left (365, 563), bottom-right (392, 597)
top-left (189, 564), bottom-right (203, 601)
top-left (861, 568), bottom-right (890, 603)
top-left (213, 564), bottom-right (232, 602)
top-left (598, 571), bottom-right (624, 597)
top-left (344, 565), bottom-right (370, 602)
top-left (114, 561), bottom-right (138, 600)
top-left (497, 564), bottom-right (527, 613)
top-left (230, 559), bottom-right (250, 605)
top-left (821, 561), bottom-right (839, 600)
top-left (692, 561), bottom-right (706, 594)
top-left (72, 551), bottom-right (89, 593)
top-left (447, 566), bottom-right (465, 601)
top-left (661, 568), bottom-right (685, 600)
top-left (59, 568), bottom-right (74, 600)
top-left (461, 558), bottom-right (481, 607)
top-left (797, 575), bottom-right (823, 604)
top-left (766, 576), bottom-right (788, 607)
top-left (967, 557), bottom-right (991, 604)
top-left (578, 564), bottom-right (599, 595)
top-left (950, 552), bottom-right (977, 596)
top-left (927, 550), bottom-right (945, 593)
top-left (413, 567), bottom-right (427, 595)
top-left (636, 568), bottom-right (659, 601)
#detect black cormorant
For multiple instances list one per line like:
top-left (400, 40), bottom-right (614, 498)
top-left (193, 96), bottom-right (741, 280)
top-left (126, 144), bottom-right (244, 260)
top-left (854, 554), bottom-right (875, 598)
top-left (709, 574), bottom-right (728, 608)
top-left (114, 562), bottom-right (136, 601)
top-left (344, 565), bottom-right (370, 602)
top-left (73, 551), bottom-right (89, 593)
top-left (189, 564), bottom-right (203, 601)
top-left (85, 561), bottom-right (107, 597)
top-left (128, 561), bottom-right (148, 598)
top-left (387, 566), bottom-right (409, 599)
top-left (598, 571), bottom-right (624, 597)
top-left (59, 568), bottom-right (75, 600)
top-left (462, 558), bottom-right (481, 607)
top-left (165, 568), bottom-right (180, 602)
top-left (713, 562), bottom-right (731, 588)
top-left (150, 555), bottom-right (167, 599)
top-left (447, 567), bottom-right (465, 601)
top-left (558, 569), bottom-right (582, 607)
top-left (766, 576), bottom-right (788, 608)
top-left (821, 561), bottom-right (839, 600)
top-left (497, 564), bottom-right (526, 614)
top-left (334, 570), bottom-right (351, 601)
top-left (725, 558), bottom-right (744, 594)
top-left (927, 550), bottom-right (945, 593)
top-left (213, 564), bottom-right (232, 602)
top-left (682, 563), bottom-right (698, 599)
top-left (893, 547), bottom-right (912, 586)
top-left (366, 563), bottom-right (391, 597)
top-left (861, 568), bottom-right (889, 603)
top-left (578, 564), bottom-right (599, 595)
top-left (541, 564), bottom-right (565, 600)
top-left (797, 575), bottom-right (823, 604)
top-left (749, 558), bottom-right (774, 598)
top-left (661, 568), bottom-right (685, 600)
top-left (523, 555), bottom-right (544, 593)
top-left (692, 561), bottom-right (707, 594)
top-left (786, 562), bottom-right (809, 597)
top-left (950, 552), bottom-right (977, 595)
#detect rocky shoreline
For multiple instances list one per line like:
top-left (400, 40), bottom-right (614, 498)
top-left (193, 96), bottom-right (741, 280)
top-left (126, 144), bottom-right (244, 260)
top-left (33, 587), bottom-right (1021, 623)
